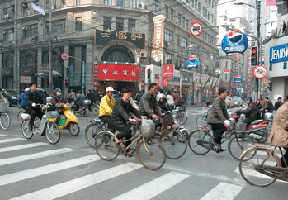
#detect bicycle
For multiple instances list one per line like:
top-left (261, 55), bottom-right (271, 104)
top-left (196, 106), bottom-right (209, 127)
top-left (85, 119), bottom-right (108, 148)
top-left (239, 144), bottom-right (288, 187)
top-left (188, 124), bottom-right (254, 160)
top-left (17, 105), bottom-right (26, 124)
top-left (94, 119), bottom-right (166, 170)
top-left (174, 106), bottom-right (188, 125)
top-left (0, 112), bottom-right (10, 130)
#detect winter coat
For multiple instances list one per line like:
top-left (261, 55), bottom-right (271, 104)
top-left (111, 97), bottom-right (141, 123)
top-left (167, 95), bottom-right (175, 106)
top-left (139, 92), bottom-right (161, 117)
top-left (269, 102), bottom-right (288, 148)
top-left (263, 100), bottom-right (274, 112)
top-left (24, 90), bottom-right (46, 112)
top-left (172, 93), bottom-right (182, 106)
top-left (275, 101), bottom-right (283, 110)
top-left (242, 102), bottom-right (258, 119)
top-left (207, 97), bottom-right (229, 124)
top-left (99, 94), bottom-right (116, 117)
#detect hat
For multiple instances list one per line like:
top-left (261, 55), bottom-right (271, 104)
top-left (54, 88), bottom-right (61, 93)
top-left (245, 97), bottom-right (252, 101)
top-left (106, 87), bottom-right (115, 92)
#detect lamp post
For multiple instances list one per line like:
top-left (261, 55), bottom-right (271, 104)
top-left (180, 45), bottom-right (194, 98)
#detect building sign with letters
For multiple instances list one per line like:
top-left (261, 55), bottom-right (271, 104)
top-left (163, 64), bottom-right (173, 77)
top-left (270, 43), bottom-right (288, 64)
top-left (152, 15), bottom-right (165, 62)
top-left (95, 30), bottom-right (145, 49)
top-left (97, 64), bottom-right (139, 82)
top-left (21, 75), bottom-right (31, 84)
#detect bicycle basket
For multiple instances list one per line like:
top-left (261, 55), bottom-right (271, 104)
top-left (140, 119), bottom-right (155, 138)
top-left (162, 112), bottom-right (174, 126)
top-left (45, 111), bottom-right (58, 119)
top-left (235, 121), bottom-right (247, 133)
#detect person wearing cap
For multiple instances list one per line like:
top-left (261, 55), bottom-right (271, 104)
top-left (52, 88), bottom-right (67, 125)
top-left (99, 87), bottom-right (116, 127)
top-left (207, 87), bottom-right (229, 152)
top-left (239, 97), bottom-right (258, 126)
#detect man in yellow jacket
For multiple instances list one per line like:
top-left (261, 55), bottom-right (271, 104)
top-left (99, 87), bottom-right (116, 128)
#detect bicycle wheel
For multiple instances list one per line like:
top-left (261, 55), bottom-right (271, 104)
top-left (17, 111), bottom-right (23, 124)
top-left (21, 120), bottom-right (33, 139)
top-left (161, 130), bottom-right (187, 159)
top-left (85, 123), bottom-right (102, 148)
top-left (45, 122), bottom-right (60, 144)
top-left (228, 134), bottom-right (255, 160)
top-left (137, 139), bottom-right (166, 170)
top-left (255, 130), bottom-right (268, 144)
top-left (95, 131), bottom-right (119, 160)
top-left (188, 130), bottom-right (210, 155)
top-left (180, 112), bottom-right (188, 125)
top-left (0, 113), bottom-right (10, 130)
top-left (68, 123), bottom-right (80, 136)
top-left (239, 147), bottom-right (279, 187)
top-left (91, 105), bottom-right (99, 116)
top-left (196, 116), bottom-right (207, 127)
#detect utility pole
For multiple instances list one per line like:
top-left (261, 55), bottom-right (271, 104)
top-left (48, 0), bottom-right (53, 90)
top-left (256, 0), bottom-right (261, 99)
top-left (13, 0), bottom-right (18, 92)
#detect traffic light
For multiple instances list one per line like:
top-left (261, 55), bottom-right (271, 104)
top-left (251, 46), bottom-right (258, 66)
top-left (147, 69), bottom-right (151, 81)
top-left (65, 78), bottom-right (69, 87)
top-left (66, 67), bottom-right (71, 77)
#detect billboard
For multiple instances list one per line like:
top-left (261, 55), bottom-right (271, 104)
top-left (221, 29), bottom-right (248, 54)
top-left (186, 55), bottom-right (199, 68)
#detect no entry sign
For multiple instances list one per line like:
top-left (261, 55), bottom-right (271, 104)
top-left (190, 21), bottom-right (202, 36)
top-left (61, 52), bottom-right (68, 60)
top-left (253, 65), bottom-right (268, 79)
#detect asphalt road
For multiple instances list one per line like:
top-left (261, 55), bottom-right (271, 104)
top-left (0, 105), bottom-right (287, 200)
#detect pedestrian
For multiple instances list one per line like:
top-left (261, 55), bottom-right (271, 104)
top-left (263, 97), bottom-right (274, 112)
top-left (172, 91), bottom-right (182, 107)
top-left (256, 99), bottom-right (262, 119)
top-left (166, 90), bottom-right (175, 107)
top-left (274, 97), bottom-right (283, 110)
top-left (67, 89), bottom-right (76, 103)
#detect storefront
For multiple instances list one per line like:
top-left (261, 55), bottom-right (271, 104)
top-left (94, 63), bottom-right (139, 95)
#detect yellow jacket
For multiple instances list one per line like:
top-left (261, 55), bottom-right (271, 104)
top-left (99, 94), bottom-right (116, 117)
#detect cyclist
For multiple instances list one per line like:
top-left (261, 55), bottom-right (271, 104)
top-left (157, 93), bottom-right (169, 112)
top-left (98, 87), bottom-right (116, 128)
top-left (238, 97), bottom-right (258, 126)
top-left (74, 90), bottom-right (86, 110)
top-left (52, 88), bottom-right (66, 126)
top-left (111, 87), bottom-right (142, 156)
top-left (24, 82), bottom-right (46, 129)
top-left (269, 102), bottom-right (288, 168)
top-left (139, 83), bottom-right (162, 119)
top-left (207, 87), bottom-right (229, 152)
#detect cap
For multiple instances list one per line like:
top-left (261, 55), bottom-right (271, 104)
top-left (157, 93), bottom-right (166, 99)
top-left (54, 88), bottom-right (61, 93)
top-left (106, 87), bottom-right (115, 92)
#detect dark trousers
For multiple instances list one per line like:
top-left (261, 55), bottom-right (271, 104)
top-left (99, 116), bottom-right (132, 148)
top-left (210, 123), bottom-right (226, 144)
top-left (27, 108), bottom-right (43, 127)
top-left (281, 147), bottom-right (288, 168)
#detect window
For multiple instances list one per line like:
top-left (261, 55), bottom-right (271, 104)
top-left (60, 0), bottom-right (66, 7)
top-left (208, 12), bottom-right (210, 20)
top-left (129, 0), bottom-right (136, 7)
top-left (166, 54), bottom-right (172, 64)
top-left (178, 14), bottom-right (181, 25)
top-left (46, 0), bottom-right (50, 9)
top-left (75, 17), bottom-right (82, 31)
top-left (198, 2), bottom-right (201, 12)
top-left (177, 35), bottom-right (187, 48)
top-left (186, 19), bottom-right (189, 30)
top-left (128, 19), bottom-right (135, 32)
top-left (170, 9), bottom-right (173, 21)
top-left (23, 24), bottom-right (38, 38)
top-left (164, 28), bottom-right (173, 44)
top-left (116, 17), bottom-right (124, 31)
top-left (182, 17), bottom-right (185, 28)
top-left (203, 7), bottom-right (207, 18)
top-left (154, 0), bottom-right (159, 12)
top-left (45, 19), bottom-right (66, 35)
top-left (76, 0), bottom-right (82, 5)
top-left (116, 0), bottom-right (124, 7)
top-left (191, 0), bottom-right (195, 7)
top-left (3, 28), bottom-right (14, 41)
top-left (103, 17), bottom-right (111, 31)
top-left (165, 6), bottom-right (168, 18)
top-left (104, 0), bottom-right (112, 5)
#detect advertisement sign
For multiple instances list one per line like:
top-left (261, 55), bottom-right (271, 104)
top-left (163, 64), bottom-right (173, 77)
top-left (248, 56), bottom-right (252, 87)
top-left (31, 3), bottom-right (45, 16)
top-left (186, 55), bottom-right (199, 68)
top-left (20, 75), bottom-right (31, 84)
top-left (270, 43), bottom-right (288, 64)
top-left (93, 64), bottom-right (98, 90)
top-left (221, 29), bottom-right (248, 54)
top-left (224, 68), bottom-right (230, 73)
top-left (234, 77), bottom-right (242, 83)
top-left (97, 64), bottom-right (139, 82)
top-left (152, 15), bottom-right (165, 62)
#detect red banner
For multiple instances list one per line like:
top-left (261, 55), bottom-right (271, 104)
top-left (163, 64), bottom-right (174, 77)
top-left (97, 64), bottom-right (139, 82)
top-left (248, 56), bottom-right (251, 88)
top-left (158, 74), bottom-right (167, 87)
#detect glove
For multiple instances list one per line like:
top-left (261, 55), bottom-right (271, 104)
top-left (32, 103), bottom-right (36, 107)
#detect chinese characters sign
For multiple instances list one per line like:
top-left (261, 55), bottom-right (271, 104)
top-left (95, 30), bottom-right (145, 49)
top-left (248, 56), bottom-right (252, 87)
top-left (152, 15), bottom-right (165, 62)
top-left (97, 64), bottom-right (139, 82)
top-left (163, 64), bottom-right (173, 77)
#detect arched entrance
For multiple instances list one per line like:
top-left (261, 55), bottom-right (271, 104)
top-left (101, 45), bottom-right (135, 63)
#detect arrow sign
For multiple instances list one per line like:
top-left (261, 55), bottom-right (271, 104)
top-left (190, 21), bottom-right (202, 36)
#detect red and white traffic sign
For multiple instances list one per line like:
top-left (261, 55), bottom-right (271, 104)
top-left (61, 52), bottom-right (68, 60)
top-left (253, 65), bottom-right (268, 79)
top-left (190, 21), bottom-right (202, 36)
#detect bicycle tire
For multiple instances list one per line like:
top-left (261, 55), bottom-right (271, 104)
top-left (85, 123), bottom-right (102, 148)
top-left (239, 147), bottom-right (279, 187)
top-left (68, 123), bottom-right (80, 136)
top-left (160, 130), bottom-right (187, 159)
top-left (45, 122), bottom-right (60, 144)
top-left (188, 130), bottom-right (210, 155)
top-left (0, 113), bottom-right (10, 130)
top-left (180, 112), bottom-right (188, 125)
top-left (95, 131), bottom-right (119, 161)
top-left (228, 134), bottom-right (255, 160)
top-left (137, 139), bottom-right (166, 170)
top-left (196, 116), bottom-right (207, 127)
top-left (21, 120), bottom-right (33, 139)
top-left (91, 105), bottom-right (99, 116)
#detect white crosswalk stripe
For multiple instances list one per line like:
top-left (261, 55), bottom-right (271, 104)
top-left (0, 138), bottom-right (26, 144)
top-left (0, 142), bottom-right (48, 153)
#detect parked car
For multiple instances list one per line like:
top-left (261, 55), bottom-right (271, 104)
top-left (225, 97), bottom-right (234, 108)
top-left (233, 96), bottom-right (243, 107)
top-left (3, 89), bottom-right (19, 107)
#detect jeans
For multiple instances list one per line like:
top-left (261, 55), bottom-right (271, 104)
top-left (210, 123), bottom-right (227, 144)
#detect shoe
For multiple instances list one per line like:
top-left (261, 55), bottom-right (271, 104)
top-left (213, 144), bottom-right (226, 153)
top-left (125, 152), bottom-right (133, 158)
top-left (147, 140), bottom-right (156, 145)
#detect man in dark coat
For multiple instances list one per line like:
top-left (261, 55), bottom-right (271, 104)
top-left (274, 97), bottom-right (283, 110)
top-left (207, 87), bottom-right (229, 152)
top-left (263, 97), bottom-right (274, 112)
top-left (240, 97), bottom-right (258, 125)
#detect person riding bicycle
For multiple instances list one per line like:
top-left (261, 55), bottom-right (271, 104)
top-left (111, 87), bottom-right (142, 157)
top-left (52, 88), bottom-right (67, 126)
top-left (237, 97), bottom-right (258, 127)
top-left (74, 90), bottom-right (86, 110)
top-left (24, 82), bottom-right (46, 129)
top-left (139, 83), bottom-right (162, 119)
top-left (269, 102), bottom-right (288, 168)
top-left (206, 87), bottom-right (229, 152)
top-left (98, 87), bottom-right (116, 129)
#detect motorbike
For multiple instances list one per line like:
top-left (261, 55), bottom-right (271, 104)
top-left (89, 101), bottom-right (100, 116)
top-left (48, 103), bottom-right (80, 136)
top-left (233, 110), bottom-right (269, 143)
top-left (71, 99), bottom-right (91, 117)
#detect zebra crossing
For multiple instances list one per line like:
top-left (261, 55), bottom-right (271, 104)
top-left (0, 133), bottom-right (284, 200)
